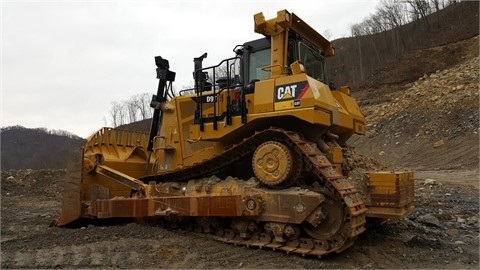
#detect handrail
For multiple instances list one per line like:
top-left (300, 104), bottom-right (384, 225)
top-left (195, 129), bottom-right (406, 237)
top-left (194, 55), bottom-right (242, 130)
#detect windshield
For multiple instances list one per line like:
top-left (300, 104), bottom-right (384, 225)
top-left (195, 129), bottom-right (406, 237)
top-left (248, 48), bottom-right (271, 81)
top-left (298, 42), bottom-right (327, 83)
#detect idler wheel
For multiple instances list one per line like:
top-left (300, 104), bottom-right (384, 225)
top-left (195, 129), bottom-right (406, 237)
top-left (252, 141), bottom-right (298, 187)
top-left (302, 191), bottom-right (344, 240)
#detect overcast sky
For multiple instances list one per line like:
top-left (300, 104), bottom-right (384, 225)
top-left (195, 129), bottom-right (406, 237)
top-left (1, 0), bottom-right (379, 138)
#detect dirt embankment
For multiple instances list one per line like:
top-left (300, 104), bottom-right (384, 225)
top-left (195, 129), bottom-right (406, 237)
top-left (350, 36), bottom-right (479, 171)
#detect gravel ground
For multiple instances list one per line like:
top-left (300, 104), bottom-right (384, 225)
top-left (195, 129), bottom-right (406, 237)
top-left (1, 169), bottom-right (478, 269)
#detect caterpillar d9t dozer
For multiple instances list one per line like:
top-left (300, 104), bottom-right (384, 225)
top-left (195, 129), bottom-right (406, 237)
top-left (57, 10), bottom-right (414, 257)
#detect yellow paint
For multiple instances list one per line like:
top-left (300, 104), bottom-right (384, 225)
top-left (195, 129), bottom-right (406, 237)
top-left (75, 9), bottom-right (370, 207)
top-left (366, 171), bottom-right (415, 219)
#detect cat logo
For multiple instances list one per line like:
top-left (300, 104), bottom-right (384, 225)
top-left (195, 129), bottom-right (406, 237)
top-left (274, 81), bottom-right (308, 111)
top-left (277, 84), bottom-right (298, 100)
top-left (274, 81), bottom-right (308, 102)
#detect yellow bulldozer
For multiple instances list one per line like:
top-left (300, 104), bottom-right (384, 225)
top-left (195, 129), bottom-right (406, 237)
top-left (57, 10), bottom-right (415, 257)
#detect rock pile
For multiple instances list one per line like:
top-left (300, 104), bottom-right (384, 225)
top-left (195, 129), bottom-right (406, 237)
top-left (1, 169), bottom-right (66, 197)
top-left (363, 53), bottom-right (479, 139)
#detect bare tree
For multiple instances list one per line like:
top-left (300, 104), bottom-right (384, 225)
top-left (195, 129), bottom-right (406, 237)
top-left (135, 93), bottom-right (153, 120)
top-left (350, 21), bottom-right (374, 37)
top-left (110, 101), bottom-right (126, 127)
top-left (377, 0), bottom-right (407, 30)
top-left (370, 13), bottom-right (389, 33)
top-left (108, 92), bottom-right (153, 127)
top-left (430, 0), bottom-right (441, 12)
top-left (376, 0), bottom-right (408, 54)
top-left (351, 0), bottom-right (409, 36)
top-left (350, 23), bottom-right (362, 37)
top-left (350, 0), bottom-right (452, 39)
top-left (126, 98), bottom-right (139, 123)
top-left (322, 29), bottom-right (333, 40)
top-left (406, 0), bottom-right (432, 27)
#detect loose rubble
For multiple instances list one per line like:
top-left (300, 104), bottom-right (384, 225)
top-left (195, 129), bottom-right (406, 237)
top-left (1, 164), bottom-right (478, 269)
top-left (350, 37), bottom-right (479, 171)
top-left (364, 55), bottom-right (479, 139)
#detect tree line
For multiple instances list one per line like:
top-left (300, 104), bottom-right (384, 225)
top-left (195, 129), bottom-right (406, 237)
top-left (326, 0), bottom-right (472, 88)
top-left (349, 0), bottom-right (457, 37)
top-left (108, 92), bottom-right (153, 127)
top-left (1, 125), bottom-right (82, 139)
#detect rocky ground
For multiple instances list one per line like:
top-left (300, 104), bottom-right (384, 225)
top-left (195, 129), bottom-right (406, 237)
top-left (350, 36), bottom-right (479, 171)
top-left (1, 164), bottom-right (478, 269)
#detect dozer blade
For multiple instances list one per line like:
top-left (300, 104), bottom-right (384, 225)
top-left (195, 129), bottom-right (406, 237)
top-left (56, 152), bottom-right (83, 226)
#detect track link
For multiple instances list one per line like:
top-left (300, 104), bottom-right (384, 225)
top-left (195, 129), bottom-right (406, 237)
top-left (141, 127), bottom-right (367, 257)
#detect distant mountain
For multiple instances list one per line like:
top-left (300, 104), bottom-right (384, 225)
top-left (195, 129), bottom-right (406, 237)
top-left (1, 126), bottom-right (85, 170)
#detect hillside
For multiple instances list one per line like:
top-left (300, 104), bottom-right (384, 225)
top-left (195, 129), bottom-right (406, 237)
top-left (350, 36), bottom-right (479, 170)
top-left (330, 1), bottom-right (480, 171)
top-left (0, 126), bottom-right (85, 170)
top-left (328, 1), bottom-right (479, 89)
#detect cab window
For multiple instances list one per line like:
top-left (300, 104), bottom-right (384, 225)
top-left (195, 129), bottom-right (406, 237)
top-left (298, 42), bottom-right (327, 83)
top-left (248, 48), bottom-right (271, 81)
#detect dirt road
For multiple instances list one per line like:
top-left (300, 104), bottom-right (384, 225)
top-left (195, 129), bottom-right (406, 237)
top-left (1, 169), bottom-right (478, 269)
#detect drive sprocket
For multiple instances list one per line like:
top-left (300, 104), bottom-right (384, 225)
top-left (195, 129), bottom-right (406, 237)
top-left (252, 140), bottom-right (302, 187)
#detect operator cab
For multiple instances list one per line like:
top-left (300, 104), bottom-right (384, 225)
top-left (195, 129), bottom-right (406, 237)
top-left (242, 35), bottom-right (329, 93)
top-left (187, 34), bottom-right (331, 130)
